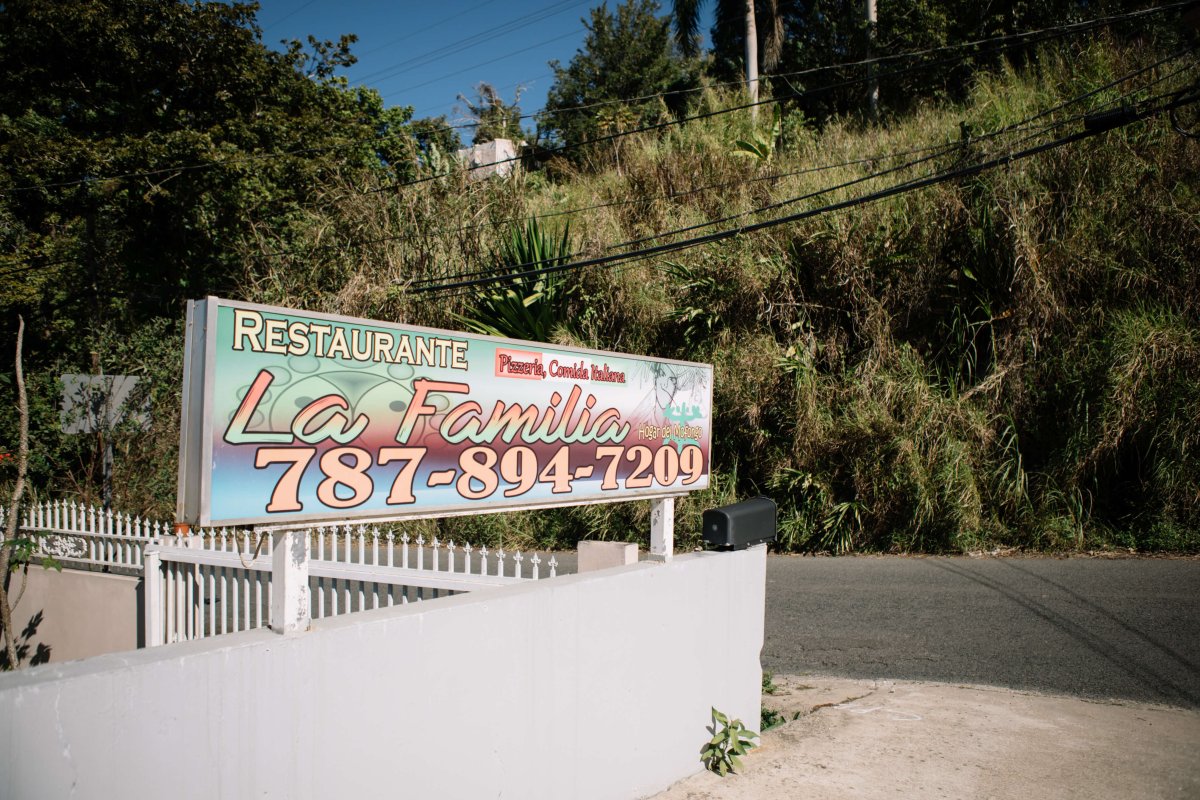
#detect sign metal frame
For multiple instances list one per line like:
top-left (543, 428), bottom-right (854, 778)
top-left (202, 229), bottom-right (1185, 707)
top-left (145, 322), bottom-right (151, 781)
top-left (177, 297), bottom-right (713, 530)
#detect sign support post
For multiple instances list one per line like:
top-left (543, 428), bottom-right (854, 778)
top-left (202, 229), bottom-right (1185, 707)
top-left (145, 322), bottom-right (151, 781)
top-left (270, 528), bottom-right (311, 635)
top-left (649, 497), bottom-right (675, 561)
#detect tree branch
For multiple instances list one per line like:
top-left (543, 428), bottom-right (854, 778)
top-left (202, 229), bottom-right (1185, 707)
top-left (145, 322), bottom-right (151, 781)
top-left (1, 316), bottom-right (30, 669)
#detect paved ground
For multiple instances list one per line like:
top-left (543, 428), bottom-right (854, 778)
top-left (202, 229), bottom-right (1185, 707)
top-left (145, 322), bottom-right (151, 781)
top-left (650, 674), bottom-right (1200, 800)
top-left (644, 553), bottom-right (1200, 799)
top-left (762, 555), bottom-right (1200, 708)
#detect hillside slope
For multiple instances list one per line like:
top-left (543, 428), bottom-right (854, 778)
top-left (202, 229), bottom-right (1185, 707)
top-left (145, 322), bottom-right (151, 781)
top-left (9, 38), bottom-right (1199, 553)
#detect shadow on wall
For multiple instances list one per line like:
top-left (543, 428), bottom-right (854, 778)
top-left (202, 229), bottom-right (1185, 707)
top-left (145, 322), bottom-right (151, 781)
top-left (137, 576), bottom-right (145, 647)
top-left (0, 607), bottom-right (51, 669)
top-left (2, 566), bottom-right (144, 667)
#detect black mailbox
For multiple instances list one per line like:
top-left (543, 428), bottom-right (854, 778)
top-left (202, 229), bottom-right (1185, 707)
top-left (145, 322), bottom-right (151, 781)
top-left (701, 497), bottom-right (777, 551)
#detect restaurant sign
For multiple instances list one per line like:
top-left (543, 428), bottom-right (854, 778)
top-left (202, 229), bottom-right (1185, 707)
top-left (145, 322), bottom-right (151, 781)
top-left (177, 298), bottom-right (713, 527)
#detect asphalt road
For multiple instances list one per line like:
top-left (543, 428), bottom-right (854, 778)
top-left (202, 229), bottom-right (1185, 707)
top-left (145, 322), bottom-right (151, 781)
top-left (762, 555), bottom-right (1200, 709)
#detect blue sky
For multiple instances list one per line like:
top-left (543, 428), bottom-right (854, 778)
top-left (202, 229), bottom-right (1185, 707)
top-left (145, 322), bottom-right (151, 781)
top-left (251, 0), bottom-right (711, 130)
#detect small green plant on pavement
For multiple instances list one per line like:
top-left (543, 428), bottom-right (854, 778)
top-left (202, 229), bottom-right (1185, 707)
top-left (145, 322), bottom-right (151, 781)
top-left (760, 706), bottom-right (786, 731)
top-left (760, 672), bottom-right (787, 730)
top-left (700, 707), bottom-right (758, 776)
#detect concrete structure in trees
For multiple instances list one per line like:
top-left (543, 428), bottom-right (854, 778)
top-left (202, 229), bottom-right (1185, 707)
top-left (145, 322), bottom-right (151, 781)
top-left (456, 137), bottom-right (520, 179)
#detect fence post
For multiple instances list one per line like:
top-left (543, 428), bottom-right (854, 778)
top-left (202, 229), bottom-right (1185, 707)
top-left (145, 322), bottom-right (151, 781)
top-left (650, 497), bottom-right (675, 561)
top-left (144, 547), bottom-right (164, 647)
top-left (270, 528), bottom-right (311, 635)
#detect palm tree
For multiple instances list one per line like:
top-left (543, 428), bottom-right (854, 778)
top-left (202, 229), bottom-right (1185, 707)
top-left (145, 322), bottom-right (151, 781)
top-left (671, 0), bottom-right (784, 115)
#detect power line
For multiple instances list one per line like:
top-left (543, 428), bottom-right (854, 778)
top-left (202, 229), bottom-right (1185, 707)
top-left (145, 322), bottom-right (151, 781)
top-left (356, 0), bottom-right (505, 58)
top-left (411, 90), bottom-right (1196, 296)
top-left (396, 52), bottom-right (1195, 289)
top-left (606, 53), bottom-right (1198, 253)
top-left (384, 29), bottom-right (581, 99)
top-left (351, 0), bottom-right (589, 85)
top-left (248, 139), bottom-right (962, 262)
top-left (2, 3), bottom-right (1181, 196)
top-left (9, 49), bottom-right (1190, 286)
top-left (369, 55), bottom-right (959, 193)
top-left (240, 48), bottom-right (1192, 275)
top-left (446, 0), bottom-right (1193, 129)
top-left (260, 0), bottom-right (320, 34)
top-left (12, 103), bottom-right (1195, 320)
top-left (368, 5), bottom-right (1192, 193)
top-left (1, 107), bottom-right (961, 276)
top-left (765, 1), bottom-right (1192, 83)
top-left (431, 90), bottom-right (1193, 301)
top-left (201, 37), bottom-right (987, 206)
top-left (407, 142), bottom-right (964, 290)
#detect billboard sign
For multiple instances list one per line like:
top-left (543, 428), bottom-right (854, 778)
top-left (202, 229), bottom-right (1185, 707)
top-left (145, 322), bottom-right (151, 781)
top-left (177, 298), bottom-right (713, 527)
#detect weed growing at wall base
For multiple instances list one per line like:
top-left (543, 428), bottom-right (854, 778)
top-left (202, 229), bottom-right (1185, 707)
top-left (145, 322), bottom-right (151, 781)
top-left (701, 707), bottom-right (758, 776)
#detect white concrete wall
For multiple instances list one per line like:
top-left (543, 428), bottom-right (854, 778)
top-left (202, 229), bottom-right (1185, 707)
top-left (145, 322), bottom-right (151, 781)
top-left (9, 567), bottom-right (141, 663)
top-left (0, 547), bottom-right (766, 800)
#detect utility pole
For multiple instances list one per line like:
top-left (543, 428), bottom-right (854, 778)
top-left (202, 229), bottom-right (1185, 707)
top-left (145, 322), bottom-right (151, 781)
top-left (865, 0), bottom-right (879, 122)
top-left (746, 0), bottom-right (759, 122)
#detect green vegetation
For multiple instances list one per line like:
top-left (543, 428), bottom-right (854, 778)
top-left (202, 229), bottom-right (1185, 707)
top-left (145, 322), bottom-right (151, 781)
top-left (454, 219), bottom-right (577, 341)
top-left (760, 671), bottom-right (787, 730)
top-left (543, 0), bottom-right (700, 148)
top-left (701, 707), bottom-right (758, 776)
top-left (759, 706), bottom-right (787, 731)
top-left (1, 1), bottom-right (1196, 553)
top-left (459, 83), bottom-right (526, 145)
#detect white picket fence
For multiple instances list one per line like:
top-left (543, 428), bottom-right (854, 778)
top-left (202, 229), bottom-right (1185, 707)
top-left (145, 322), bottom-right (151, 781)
top-left (9, 500), bottom-right (558, 647)
top-left (148, 527), bottom-right (556, 644)
top-left (12, 499), bottom-right (163, 570)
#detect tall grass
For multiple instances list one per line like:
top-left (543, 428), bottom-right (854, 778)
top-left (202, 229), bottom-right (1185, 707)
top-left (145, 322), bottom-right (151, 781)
top-left (237, 38), bottom-right (1200, 553)
top-left (231, 38), bottom-right (1200, 551)
top-left (18, 37), bottom-right (1193, 553)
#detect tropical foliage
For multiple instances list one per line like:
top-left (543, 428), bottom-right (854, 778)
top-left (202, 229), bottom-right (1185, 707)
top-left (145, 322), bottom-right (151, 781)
top-left (542, 0), bottom-right (701, 147)
top-left (1, 0), bottom-right (1196, 555)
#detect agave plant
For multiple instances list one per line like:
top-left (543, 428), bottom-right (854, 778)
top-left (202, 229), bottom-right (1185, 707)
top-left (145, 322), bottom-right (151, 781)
top-left (456, 219), bottom-right (575, 342)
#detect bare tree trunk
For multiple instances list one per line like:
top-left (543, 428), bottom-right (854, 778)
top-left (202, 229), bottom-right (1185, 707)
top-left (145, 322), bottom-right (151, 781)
top-left (746, 0), bottom-right (759, 122)
top-left (1, 316), bottom-right (29, 668)
top-left (865, 0), bottom-right (879, 121)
